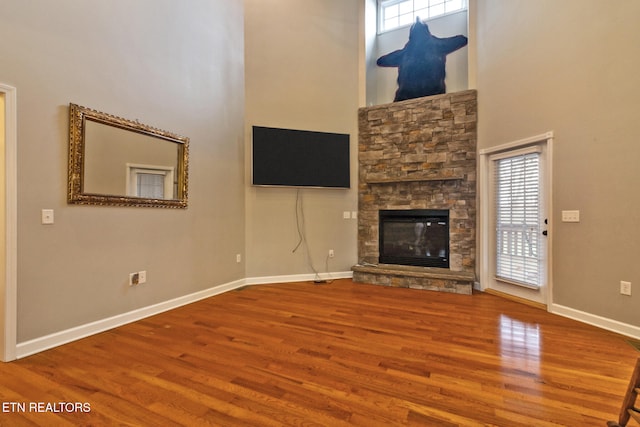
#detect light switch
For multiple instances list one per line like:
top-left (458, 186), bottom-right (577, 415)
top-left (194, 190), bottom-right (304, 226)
top-left (343, 211), bottom-right (351, 219)
top-left (41, 209), bottom-right (54, 225)
top-left (561, 210), bottom-right (580, 223)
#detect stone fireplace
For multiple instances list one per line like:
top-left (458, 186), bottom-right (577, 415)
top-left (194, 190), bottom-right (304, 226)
top-left (352, 90), bottom-right (477, 295)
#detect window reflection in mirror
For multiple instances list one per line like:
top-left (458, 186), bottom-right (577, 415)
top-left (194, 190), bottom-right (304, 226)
top-left (68, 104), bottom-right (188, 208)
top-left (84, 119), bottom-right (180, 199)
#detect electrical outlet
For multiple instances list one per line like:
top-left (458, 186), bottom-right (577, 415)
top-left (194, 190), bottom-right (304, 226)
top-left (328, 249), bottom-right (335, 258)
top-left (129, 272), bottom-right (140, 286)
top-left (236, 254), bottom-right (242, 263)
top-left (138, 271), bottom-right (147, 284)
top-left (620, 281), bottom-right (632, 296)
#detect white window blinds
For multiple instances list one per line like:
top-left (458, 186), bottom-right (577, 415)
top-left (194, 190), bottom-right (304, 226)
top-left (493, 149), bottom-right (543, 288)
top-left (137, 173), bottom-right (165, 199)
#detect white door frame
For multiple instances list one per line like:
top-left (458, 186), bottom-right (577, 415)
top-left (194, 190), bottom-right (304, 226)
top-left (1, 83), bottom-right (17, 361)
top-left (479, 132), bottom-right (554, 308)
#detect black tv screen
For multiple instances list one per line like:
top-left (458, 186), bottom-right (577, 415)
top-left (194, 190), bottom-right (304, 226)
top-left (252, 126), bottom-right (350, 188)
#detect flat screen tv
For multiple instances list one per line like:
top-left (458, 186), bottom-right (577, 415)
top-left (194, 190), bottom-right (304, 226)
top-left (252, 126), bottom-right (350, 189)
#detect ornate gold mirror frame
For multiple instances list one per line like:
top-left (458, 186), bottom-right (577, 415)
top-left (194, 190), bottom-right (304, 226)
top-left (68, 103), bottom-right (189, 208)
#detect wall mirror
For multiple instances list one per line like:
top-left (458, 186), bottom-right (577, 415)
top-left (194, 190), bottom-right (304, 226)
top-left (68, 103), bottom-right (189, 208)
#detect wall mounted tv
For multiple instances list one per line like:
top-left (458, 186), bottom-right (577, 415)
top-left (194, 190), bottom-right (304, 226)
top-left (252, 126), bottom-right (350, 189)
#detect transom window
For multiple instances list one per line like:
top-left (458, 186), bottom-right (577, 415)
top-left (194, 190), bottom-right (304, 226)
top-left (379, 0), bottom-right (467, 33)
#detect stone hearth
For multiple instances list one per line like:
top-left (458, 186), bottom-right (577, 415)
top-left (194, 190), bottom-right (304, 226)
top-left (352, 90), bottom-right (477, 295)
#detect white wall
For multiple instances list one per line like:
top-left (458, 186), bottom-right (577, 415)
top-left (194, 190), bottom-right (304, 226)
top-left (0, 1), bottom-right (246, 343)
top-left (473, 0), bottom-right (640, 328)
top-left (244, 0), bottom-right (361, 280)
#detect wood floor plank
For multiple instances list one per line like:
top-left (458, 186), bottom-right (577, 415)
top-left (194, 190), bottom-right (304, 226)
top-left (0, 279), bottom-right (637, 426)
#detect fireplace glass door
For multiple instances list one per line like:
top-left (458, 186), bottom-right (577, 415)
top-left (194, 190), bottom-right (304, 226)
top-left (379, 210), bottom-right (449, 268)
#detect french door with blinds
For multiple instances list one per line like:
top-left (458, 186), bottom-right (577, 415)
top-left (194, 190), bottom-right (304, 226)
top-left (480, 134), bottom-right (552, 306)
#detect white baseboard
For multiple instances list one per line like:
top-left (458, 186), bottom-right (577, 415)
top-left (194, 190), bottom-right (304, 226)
top-left (550, 303), bottom-right (640, 341)
top-left (244, 270), bottom-right (353, 285)
top-left (15, 271), bottom-right (354, 359)
top-left (24, 273), bottom-right (637, 359)
top-left (16, 279), bottom-right (247, 359)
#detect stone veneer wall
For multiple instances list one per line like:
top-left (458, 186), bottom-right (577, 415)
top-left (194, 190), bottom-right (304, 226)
top-left (354, 90), bottom-right (477, 293)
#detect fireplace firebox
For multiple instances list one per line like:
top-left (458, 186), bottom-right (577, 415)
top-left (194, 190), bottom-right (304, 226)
top-left (379, 209), bottom-right (449, 268)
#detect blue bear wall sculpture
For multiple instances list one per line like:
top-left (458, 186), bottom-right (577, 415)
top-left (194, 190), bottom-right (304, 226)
top-left (377, 18), bottom-right (468, 102)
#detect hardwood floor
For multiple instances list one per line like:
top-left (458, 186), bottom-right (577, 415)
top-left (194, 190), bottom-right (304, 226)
top-left (0, 279), bottom-right (637, 426)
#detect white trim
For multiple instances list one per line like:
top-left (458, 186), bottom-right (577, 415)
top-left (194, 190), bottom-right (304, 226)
top-left (13, 268), bottom-right (640, 358)
top-left (0, 84), bottom-right (17, 362)
top-left (495, 276), bottom-right (541, 290)
top-left (478, 131), bottom-right (554, 307)
top-left (245, 271), bottom-right (353, 286)
top-left (15, 270), bottom-right (354, 359)
top-left (14, 271), bottom-right (640, 359)
top-left (16, 279), bottom-right (247, 359)
top-left (550, 303), bottom-right (640, 341)
top-left (479, 132), bottom-right (553, 156)
top-left (547, 136), bottom-right (554, 311)
top-left (488, 144), bottom-right (542, 161)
